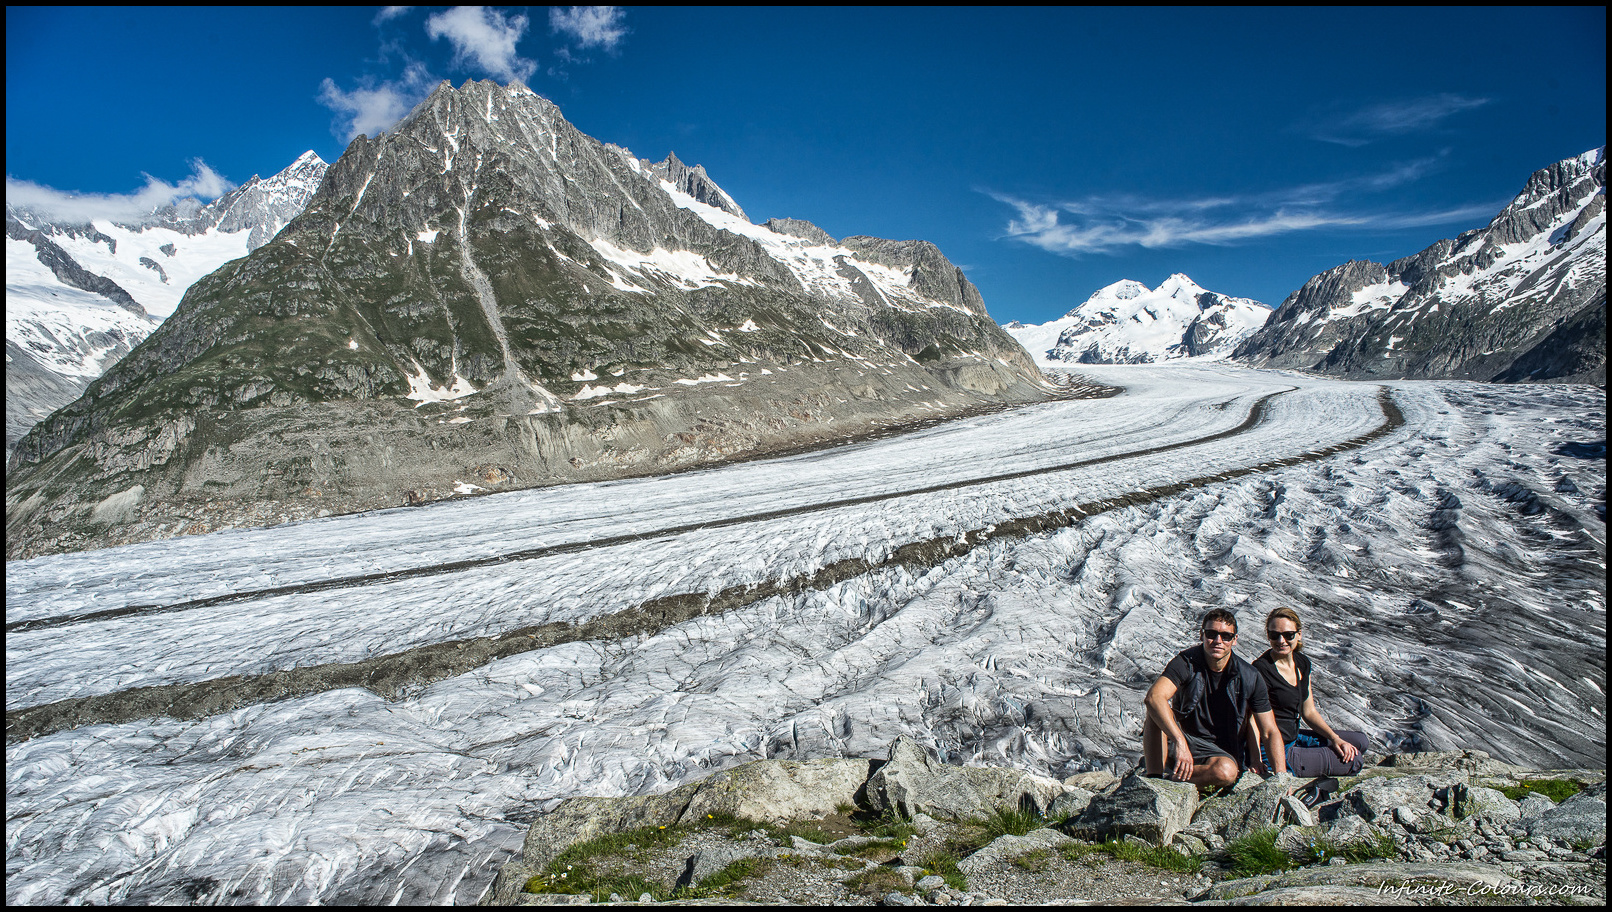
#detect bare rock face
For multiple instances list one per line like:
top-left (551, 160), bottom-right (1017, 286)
top-left (6, 80), bottom-right (1048, 558)
top-left (1065, 771), bottom-right (1199, 846)
top-left (1235, 148), bottom-right (1606, 383)
top-left (864, 736), bottom-right (1070, 822)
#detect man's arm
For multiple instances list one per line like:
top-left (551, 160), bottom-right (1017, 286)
top-left (1144, 675), bottom-right (1194, 782)
top-left (1243, 716), bottom-right (1267, 776)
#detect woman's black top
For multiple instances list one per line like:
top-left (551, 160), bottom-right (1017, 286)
top-left (1252, 650), bottom-right (1311, 745)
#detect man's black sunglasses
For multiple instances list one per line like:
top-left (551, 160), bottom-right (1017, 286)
top-left (1202, 629), bottom-right (1236, 642)
top-left (1267, 630), bottom-right (1298, 642)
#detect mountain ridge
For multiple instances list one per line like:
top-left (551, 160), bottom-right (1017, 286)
top-left (5, 151), bottom-right (329, 457)
top-left (1233, 147), bottom-right (1605, 383)
top-left (6, 79), bottom-right (1054, 558)
top-left (1004, 274), bottom-right (1271, 366)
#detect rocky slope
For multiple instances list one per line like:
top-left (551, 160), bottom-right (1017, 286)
top-left (5, 151), bottom-right (328, 456)
top-left (1004, 275), bottom-right (1271, 367)
top-left (483, 738), bottom-right (1605, 906)
top-left (1234, 147), bottom-right (1606, 383)
top-left (5, 79), bottom-right (1051, 558)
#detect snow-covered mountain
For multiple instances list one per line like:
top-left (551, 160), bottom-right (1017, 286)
top-left (5, 151), bottom-right (329, 455)
top-left (1003, 274), bottom-right (1271, 366)
top-left (1234, 147), bottom-right (1605, 383)
top-left (6, 80), bottom-right (1048, 558)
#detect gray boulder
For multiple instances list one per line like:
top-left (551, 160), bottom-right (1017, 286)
top-left (1046, 786), bottom-right (1094, 821)
top-left (1525, 782), bottom-right (1606, 847)
top-left (1517, 793), bottom-right (1556, 821)
top-left (1063, 770), bottom-right (1120, 794)
top-left (1322, 813), bottom-right (1389, 847)
top-left (1443, 784), bottom-right (1521, 824)
top-left (863, 737), bottom-right (1067, 821)
top-left (677, 757), bottom-right (873, 825)
top-left (1341, 775), bottom-right (1442, 823)
top-left (1067, 772), bottom-right (1199, 846)
top-left (957, 828), bottom-right (1073, 876)
top-left (489, 785), bottom-right (701, 903)
top-left (1192, 776), bottom-right (1293, 842)
top-left (675, 842), bottom-right (780, 889)
top-left (1279, 795), bottom-right (1315, 828)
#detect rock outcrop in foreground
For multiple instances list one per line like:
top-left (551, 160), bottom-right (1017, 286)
top-left (485, 738), bottom-right (1605, 905)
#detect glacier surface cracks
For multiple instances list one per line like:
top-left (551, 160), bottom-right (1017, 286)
top-left (5, 363), bottom-right (1604, 904)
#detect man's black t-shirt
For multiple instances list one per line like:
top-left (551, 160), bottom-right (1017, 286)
top-left (1162, 646), bottom-right (1271, 754)
top-left (1252, 651), bottom-right (1311, 745)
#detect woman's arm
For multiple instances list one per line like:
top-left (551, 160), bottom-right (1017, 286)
top-left (1300, 694), bottom-right (1358, 763)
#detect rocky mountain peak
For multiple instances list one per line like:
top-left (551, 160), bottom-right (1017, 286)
top-left (649, 151), bottom-right (747, 220)
top-left (764, 217), bottom-right (835, 246)
top-left (200, 151), bottom-right (328, 249)
top-left (1234, 147), bottom-right (1605, 382)
top-left (6, 79), bottom-right (1049, 557)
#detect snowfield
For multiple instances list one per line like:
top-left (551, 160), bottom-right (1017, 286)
top-left (5, 363), bottom-right (1605, 904)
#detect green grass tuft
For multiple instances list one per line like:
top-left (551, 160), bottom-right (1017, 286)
top-left (1058, 838), bottom-right (1202, 872)
top-left (976, 805), bottom-right (1046, 840)
top-left (856, 809), bottom-right (919, 841)
top-left (1010, 848), bottom-right (1052, 872)
top-left (692, 857), bottom-right (772, 896)
top-left (917, 848), bottom-right (969, 892)
top-left (844, 865), bottom-right (913, 898)
top-left (1495, 779), bottom-right (1582, 803)
top-left (1226, 828), bottom-right (1298, 877)
top-left (1309, 831), bottom-right (1399, 865)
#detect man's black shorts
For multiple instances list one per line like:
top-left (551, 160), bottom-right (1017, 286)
top-left (1165, 733), bottom-right (1237, 771)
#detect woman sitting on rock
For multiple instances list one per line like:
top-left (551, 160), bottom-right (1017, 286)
top-left (1250, 606), bottom-right (1370, 778)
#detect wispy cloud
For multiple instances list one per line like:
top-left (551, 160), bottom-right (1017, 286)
top-left (426, 6), bottom-right (537, 84)
top-left (990, 159), bottom-right (1496, 256)
top-left (550, 6), bottom-right (628, 52)
top-left (6, 160), bottom-right (233, 224)
top-left (373, 6), bottom-right (409, 26)
top-left (318, 61), bottom-right (436, 141)
top-left (1310, 94), bottom-right (1489, 147)
top-left (993, 195), bottom-right (1362, 255)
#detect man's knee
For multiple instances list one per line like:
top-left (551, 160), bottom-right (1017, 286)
top-left (1204, 757), bottom-right (1239, 786)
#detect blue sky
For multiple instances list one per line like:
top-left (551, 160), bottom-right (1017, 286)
top-left (6, 7), bottom-right (1605, 325)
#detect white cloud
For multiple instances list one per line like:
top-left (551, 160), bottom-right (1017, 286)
top-left (373, 6), bottom-right (410, 25)
top-left (426, 6), bottom-right (537, 83)
top-left (550, 6), bottom-right (627, 51)
top-left (1312, 94), bottom-right (1489, 146)
top-left (990, 158), bottom-right (1495, 256)
top-left (6, 160), bottom-right (234, 224)
top-left (994, 194), bottom-right (1360, 255)
top-left (318, 62), bottom-right (436, 141)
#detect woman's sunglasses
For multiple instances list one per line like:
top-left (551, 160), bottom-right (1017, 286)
top-left (1267, 630), bottom-right (1298, 642)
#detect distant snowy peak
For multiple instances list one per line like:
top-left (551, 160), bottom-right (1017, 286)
top-left (145, 150), bottom-right (329, 248)
top-left (1004, 274), bottom-right (1271, 366)
top-left (1234, 146), bottom-right (1605, 383)
top-left (5, 150), bottom-right (328, 455)
top-left (203, 150), bottom-right (328, 248)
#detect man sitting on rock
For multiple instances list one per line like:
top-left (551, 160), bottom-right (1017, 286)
top-left (1141, 608), bottom-right (1286, 787)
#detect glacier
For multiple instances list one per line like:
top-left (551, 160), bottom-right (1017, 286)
top-left (5, 362), bottom-right (1605, 904)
